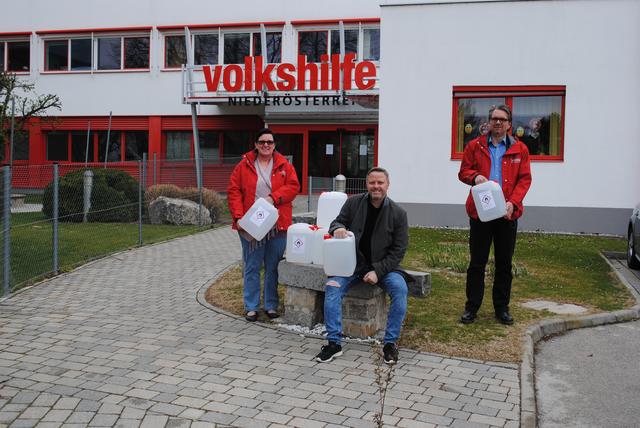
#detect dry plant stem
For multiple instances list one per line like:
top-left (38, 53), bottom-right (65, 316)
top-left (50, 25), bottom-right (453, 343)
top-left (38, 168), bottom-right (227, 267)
top-left (372, 342), bottom-right (395, 428)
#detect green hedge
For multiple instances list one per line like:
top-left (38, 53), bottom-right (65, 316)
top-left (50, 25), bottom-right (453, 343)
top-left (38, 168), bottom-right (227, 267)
top-left (42, 168), bottom-right (140, 222)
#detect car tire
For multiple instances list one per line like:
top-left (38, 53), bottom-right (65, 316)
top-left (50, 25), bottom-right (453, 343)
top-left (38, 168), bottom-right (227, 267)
top-left (628, 228), bottom-right (640, 269)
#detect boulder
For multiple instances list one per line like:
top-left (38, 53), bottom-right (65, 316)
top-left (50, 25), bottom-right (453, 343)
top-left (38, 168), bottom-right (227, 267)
top-left (149, 196), bottom-right (212, 226)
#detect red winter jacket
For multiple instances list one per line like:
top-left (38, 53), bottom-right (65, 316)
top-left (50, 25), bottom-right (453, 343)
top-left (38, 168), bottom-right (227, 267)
top-left (458, 135), bottom-right (532, 220)
top-left (227, 150), bottom-right (300, 232)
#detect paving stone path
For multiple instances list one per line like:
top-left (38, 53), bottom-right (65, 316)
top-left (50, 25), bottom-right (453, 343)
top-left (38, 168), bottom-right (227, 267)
top-left (0, 227), bottom-right (520, 427)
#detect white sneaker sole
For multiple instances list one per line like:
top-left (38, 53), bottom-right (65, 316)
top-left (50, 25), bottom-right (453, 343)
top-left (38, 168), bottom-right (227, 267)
top-left (384, 358), bottom-right (397, 365)
top-left (316, 350), bottom-right (343, 363)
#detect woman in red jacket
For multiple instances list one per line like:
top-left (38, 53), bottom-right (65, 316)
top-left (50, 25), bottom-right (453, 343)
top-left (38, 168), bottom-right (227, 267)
top-left (227, 128), bottom-right (300, 322)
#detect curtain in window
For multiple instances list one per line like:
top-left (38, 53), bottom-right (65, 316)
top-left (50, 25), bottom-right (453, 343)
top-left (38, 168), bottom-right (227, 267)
top-left (165, 132), bottom-right (191, 160)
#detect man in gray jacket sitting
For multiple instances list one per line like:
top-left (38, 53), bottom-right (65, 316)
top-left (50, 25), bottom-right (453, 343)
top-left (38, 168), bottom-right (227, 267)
top-left (316, 167), bottom-right (409, 364)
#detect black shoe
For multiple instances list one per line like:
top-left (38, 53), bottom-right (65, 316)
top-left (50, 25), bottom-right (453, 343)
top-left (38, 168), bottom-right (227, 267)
top-left (495, 311), bottom-right (514, 325)
top-left (266, 310), bottom-right (280, 319)
top-left (383, 343), bottom-right (399, 365)
top-left (245, 311), bottom-right (257, 322)
top-left (315, 342), bottom-right (342, 363)
top-left (460, 310), bottom-right (477, 324)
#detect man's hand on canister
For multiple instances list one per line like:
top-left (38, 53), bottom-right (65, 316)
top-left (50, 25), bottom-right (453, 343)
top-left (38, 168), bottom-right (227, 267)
top-left (363, 270), bottom-right (378, 285)
top-left (504, 201), bottom-right (514, 220)
top-left (333, 227), bottom-right (349, 239)
top-left (474, 175), bottom-right (488, 185)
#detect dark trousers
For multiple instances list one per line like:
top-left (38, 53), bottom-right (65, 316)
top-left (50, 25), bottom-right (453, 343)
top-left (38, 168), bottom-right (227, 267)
top-left (465, 217), bottom-right (518, 314)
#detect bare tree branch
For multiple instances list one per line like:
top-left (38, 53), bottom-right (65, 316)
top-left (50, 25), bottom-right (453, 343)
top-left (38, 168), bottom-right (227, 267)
top-left (0, 71), bottom-right (62, 160)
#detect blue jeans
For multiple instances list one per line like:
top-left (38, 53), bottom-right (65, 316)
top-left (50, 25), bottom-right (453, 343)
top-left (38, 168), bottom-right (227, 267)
top-left (239, 233), bottom-right (286, 312)
top-left (324, 270), bottom-right (408, 345)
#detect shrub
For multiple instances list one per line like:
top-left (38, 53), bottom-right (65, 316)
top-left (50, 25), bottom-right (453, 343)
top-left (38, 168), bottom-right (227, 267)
top-left (42, 168), bottom-right (140, 222)
top-left (145, 184), bottom-right (223, 223)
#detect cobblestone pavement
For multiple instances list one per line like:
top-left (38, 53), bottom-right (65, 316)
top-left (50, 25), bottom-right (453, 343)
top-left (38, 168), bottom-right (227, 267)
top-left (0, 227), bottom-right (519, 427)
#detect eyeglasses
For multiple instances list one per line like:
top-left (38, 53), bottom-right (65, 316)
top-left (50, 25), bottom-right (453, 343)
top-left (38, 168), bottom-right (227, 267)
top-left (256, 140), bottom-right (275, 146)
top-left (490, 117), bottom-right (510, 123)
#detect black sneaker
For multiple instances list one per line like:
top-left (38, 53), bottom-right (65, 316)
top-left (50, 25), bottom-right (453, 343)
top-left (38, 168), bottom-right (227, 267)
top-left (383, 343), bottom-right (399, 365)
top-left (315, 342), bottom-right (342, 363)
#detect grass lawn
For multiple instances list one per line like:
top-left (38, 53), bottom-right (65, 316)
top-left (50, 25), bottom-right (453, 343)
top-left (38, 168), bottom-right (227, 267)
top-left (5, 211), bottom-right (213, 290)
top-left (207, 228), bottom-right (633, 362)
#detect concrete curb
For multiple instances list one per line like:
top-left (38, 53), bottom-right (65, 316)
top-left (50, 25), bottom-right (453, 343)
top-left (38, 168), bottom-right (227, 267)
top-left (519, 253), bottom-right (640, 428)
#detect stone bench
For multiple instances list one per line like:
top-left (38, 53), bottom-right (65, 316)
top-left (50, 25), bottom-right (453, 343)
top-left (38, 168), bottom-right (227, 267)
top-left (10, 194), bottom-right (26, 209)
top-left (278, 260), bottom-right (431, 339)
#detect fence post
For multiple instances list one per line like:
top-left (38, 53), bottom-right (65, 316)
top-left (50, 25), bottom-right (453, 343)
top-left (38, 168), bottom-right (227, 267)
top-left (138, 159), bottom-right (143, 246)
top-left (198, 157), bottom-right (203, 228)
top-left (52, 164), bottom-right (59, 274)
top-left (3, 166), bottom-right (11, 296)
top-left (307, 176), bottom-right (312, 212)
top-left (153, 152), bottom-right (157, 185)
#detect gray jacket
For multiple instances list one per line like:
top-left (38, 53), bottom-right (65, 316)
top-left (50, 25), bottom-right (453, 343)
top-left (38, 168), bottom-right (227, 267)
top-left (329, 193), bottom-right (409, 279)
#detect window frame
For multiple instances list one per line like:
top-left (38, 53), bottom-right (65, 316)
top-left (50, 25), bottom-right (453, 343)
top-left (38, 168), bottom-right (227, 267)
top-left (294, 21), bottom-right (381, 63)
top-left (44, 130), bottom-right (148, 163)
top-left (40, 30), bottom-right (151, 74)
top-left (0, 38), bottom-right (31, 73)
top-left (161, 24), bottom-right (284, 70)
top-left (451, 85), bottom-right (566, 162)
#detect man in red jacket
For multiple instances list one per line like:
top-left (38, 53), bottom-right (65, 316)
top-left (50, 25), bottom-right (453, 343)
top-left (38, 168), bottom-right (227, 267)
top-left (458, 105), bottom-right (532, 325)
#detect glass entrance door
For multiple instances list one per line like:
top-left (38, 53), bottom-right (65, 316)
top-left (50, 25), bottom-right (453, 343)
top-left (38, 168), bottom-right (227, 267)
top-left (341, 130), bottom-right (375, 178)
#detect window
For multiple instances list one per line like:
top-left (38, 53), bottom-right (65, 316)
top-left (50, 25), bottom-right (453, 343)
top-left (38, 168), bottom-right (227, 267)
top-left (330, 29), bottom-right (358, 56)
top-left (298, 31), bottom-right (327, 63)
top-left (96, 35), bottom-right (149, 70)
top-left (224, 33), bottom-right (250, 64)
top-left (452, 86), bottom-right (565, 160)
top-left (199, 131), bottom-right (220, 161)
top-left (363, 28), bottom-right (380, 61)
top-left (45, 40), bottom-right (67, 71)
top-left (124, 131), bottom-right (148, 161)
top-left (165, 131), bottom-right (191, 160)
top-left (222, 131), bottom-right (252, 163)
top-left (194, 34), bottom-right (218, 65)
top-left (46, 132), bottom-right (68, 161)
top-left (98, 131), bottom-right (122, 162)
top-left (71, 39), bottom-right (92, 70)
top-left (12, 130), bottom-right (30, 161)
top-left (6, 41), bottom-right (30, 72)
top-left (98, 37), bottom-right (121, 70)
top-left (124, 37), bottom-right (149, 69)
top-left (253, 32), bottom-right (282, 63)
top-left (0, 43), bottom-right (4, 70)
top-left (165, 35), bottom-right (186, 68)
top-left (297, 25), bottom-right (381, 62)
top-left (71, 132), bottom-right (92, 162)
top-left (164, 28), bottom-right (283, 68)
top-left (43, 34), bottom-right (149, 72)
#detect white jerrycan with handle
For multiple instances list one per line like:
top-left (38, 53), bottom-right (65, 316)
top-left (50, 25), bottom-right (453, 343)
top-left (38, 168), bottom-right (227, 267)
top-left (316, 191), bottom-right (348, 228)
top-left (472, 180), bottom-right (507, 222)
top-left (238, 197), bottom-right (279, 240)
top-left (286, 223), bottom-right (315, 264)
top-left (323, 232), bottom-right (357, 277)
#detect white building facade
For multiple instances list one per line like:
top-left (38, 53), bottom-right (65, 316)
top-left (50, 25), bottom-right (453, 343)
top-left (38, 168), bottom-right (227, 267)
top-left (379, 0), bottom-right (639, 235)
top-left (2, 0), bottom-right (638, 234)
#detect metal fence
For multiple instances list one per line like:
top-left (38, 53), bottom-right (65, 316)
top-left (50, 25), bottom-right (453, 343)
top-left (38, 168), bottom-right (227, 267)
top-left (1, 157), bottom-right (239, 298)
top-left (306, 176), bottom-right (367, 212)
top-left (0, 163), bottom-right (368, 298)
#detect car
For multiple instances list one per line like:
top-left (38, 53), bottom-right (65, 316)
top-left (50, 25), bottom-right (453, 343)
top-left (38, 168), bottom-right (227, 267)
top-left (628, 202), bottom-right (640, 269)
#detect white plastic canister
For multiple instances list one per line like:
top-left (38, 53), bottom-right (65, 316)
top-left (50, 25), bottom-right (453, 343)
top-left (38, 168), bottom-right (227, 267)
top-left (316, 191), bottom-right (348, 229)
top-left (472, 180), bottom-right (507, 222)
top-left (237, 197), bottom-right (279, 240)
top-left (286, 223), bottom-right (315, 264)
top-left (323, 232), bottom-right (357, 277)
top-left (311, 227), bottom-right (329, 265)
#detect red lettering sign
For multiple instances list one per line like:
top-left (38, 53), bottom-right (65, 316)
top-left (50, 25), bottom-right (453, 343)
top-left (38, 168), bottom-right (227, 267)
top-left (202, 55), bottom-right (377, 93)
